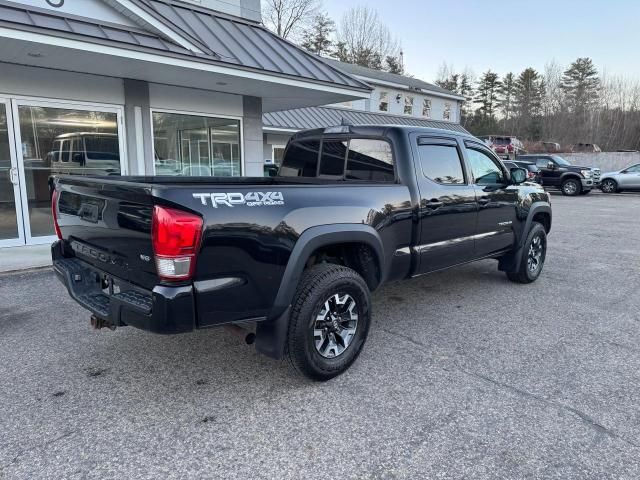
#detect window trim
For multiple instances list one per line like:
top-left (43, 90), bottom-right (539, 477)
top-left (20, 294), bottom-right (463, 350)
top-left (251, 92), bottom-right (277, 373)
top-left (417, 136), bottom-right (469, 185)
top-left (378, 91), bottom-right (389, 112)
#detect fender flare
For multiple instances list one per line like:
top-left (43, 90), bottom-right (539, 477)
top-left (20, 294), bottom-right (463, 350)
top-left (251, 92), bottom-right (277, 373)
top-left (559, 172), bottom-right (582, 184)
top-left (499, 202), bottom-right (551, 273)
top-left (255, 224), bottom-right (384, 359)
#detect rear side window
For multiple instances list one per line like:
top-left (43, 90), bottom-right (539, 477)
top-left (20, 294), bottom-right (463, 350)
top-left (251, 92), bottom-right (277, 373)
top-left (345, 139), bottom-right (394, 182)
top-left (279, 140), bottom-right (320, 177)
top-left (418, 144), bottom-right (465, 184)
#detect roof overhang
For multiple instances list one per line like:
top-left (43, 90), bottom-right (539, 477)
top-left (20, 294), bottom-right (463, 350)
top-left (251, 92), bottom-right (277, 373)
top-left (0, 27), bottom-right (370, 112)
top-left (354, 75), bottom-right (466, 101)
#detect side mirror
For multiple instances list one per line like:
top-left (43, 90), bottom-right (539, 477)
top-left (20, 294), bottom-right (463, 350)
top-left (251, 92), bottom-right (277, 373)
top-left (510, 167), bottom-right (527, 185)
top-left (72, 152), bottom-right (85, 165)
top-left (547, 161), bottom-right (555, 169)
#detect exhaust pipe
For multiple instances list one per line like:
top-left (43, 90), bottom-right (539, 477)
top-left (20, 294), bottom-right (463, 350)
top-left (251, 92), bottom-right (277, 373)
top-left (224, 324), bottom-right (256, 345)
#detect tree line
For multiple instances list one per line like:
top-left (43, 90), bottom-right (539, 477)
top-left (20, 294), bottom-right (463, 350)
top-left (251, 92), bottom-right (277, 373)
top-left (437, 59), bottom-right (640, 151)
top-left (263, 1), bottom-right (639, 151)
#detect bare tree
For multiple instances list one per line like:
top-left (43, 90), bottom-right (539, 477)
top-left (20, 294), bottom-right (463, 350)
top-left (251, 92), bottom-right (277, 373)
top-left (334, 6), bottom-right (400, 69)
top-left (263, 0), bottom-right (320, 40)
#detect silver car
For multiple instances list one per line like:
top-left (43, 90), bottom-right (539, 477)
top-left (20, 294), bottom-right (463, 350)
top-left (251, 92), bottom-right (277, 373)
top-left (600, 163), bottom-right (640, 193)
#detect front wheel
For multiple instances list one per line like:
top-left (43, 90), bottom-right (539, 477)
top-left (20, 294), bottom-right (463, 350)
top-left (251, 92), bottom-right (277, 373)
top-left (287, 264), bottom-right (371, 381)
top-left (600, 178), bottom-right (618, 193)
top-left (561, 178), bottom-right (582, 196)
top-left (506, 222), bottom-right (547, 284)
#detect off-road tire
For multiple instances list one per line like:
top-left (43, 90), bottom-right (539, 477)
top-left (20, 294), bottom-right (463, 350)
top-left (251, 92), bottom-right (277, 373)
top-left (506, 222), bottom-right (547, 284)
top-left (287, 264), bottom-right (371, 381)
top-left (561, 178), bottom-right (582, 196)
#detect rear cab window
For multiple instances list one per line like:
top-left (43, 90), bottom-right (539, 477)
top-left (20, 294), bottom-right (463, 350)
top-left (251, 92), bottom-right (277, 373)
top-left (417, 139), bottom-right (466, 185)
top-left (279, 137), bottom-right (395, 182)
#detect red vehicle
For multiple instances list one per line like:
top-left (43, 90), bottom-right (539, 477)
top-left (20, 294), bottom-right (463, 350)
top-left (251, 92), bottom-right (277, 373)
top-left (480, 135), bottom-right (525, 160)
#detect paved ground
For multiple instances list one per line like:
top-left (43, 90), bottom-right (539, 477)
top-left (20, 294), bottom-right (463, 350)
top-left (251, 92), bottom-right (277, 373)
top-left (1, 193), bottom-right (640, 479)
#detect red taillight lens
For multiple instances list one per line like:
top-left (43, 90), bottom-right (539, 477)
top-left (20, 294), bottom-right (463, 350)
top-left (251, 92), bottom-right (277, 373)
top-left (507, 144), bottom-right (514, 152)
top-left (51, 189), bottom-right (62, 240)
top-left (151, 205), bottom-right (203, 281)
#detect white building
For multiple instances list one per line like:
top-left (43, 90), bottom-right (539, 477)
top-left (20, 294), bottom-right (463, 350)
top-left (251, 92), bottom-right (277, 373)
top-left (0, 0), bottom-right (370, 250)
top-left (263, 59), bottom-right (467, 165)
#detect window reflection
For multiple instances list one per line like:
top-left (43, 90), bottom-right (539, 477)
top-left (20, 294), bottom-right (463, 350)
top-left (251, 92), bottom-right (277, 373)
top-left (153, 112), bottom-right (241, 176)
top-left (17, 105), bottom-right (120, 237)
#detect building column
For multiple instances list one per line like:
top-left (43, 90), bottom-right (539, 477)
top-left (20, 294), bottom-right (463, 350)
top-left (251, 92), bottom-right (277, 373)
top-left (123, 79), bottom-right (154, 175)
top-left (242, 96), bottom-right (264, 177)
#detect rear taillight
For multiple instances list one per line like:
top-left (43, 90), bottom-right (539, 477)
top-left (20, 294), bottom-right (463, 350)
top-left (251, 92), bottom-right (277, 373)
top-left (151, 205), bottom-right (203, 281)
top-left (51, 189), bottom-right (62, 240)
top-left (507, 144), bottom-right (514, 152)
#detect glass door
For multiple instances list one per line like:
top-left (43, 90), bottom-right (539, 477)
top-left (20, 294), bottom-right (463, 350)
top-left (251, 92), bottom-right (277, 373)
top-left (11, 99), bottom-right (125, 244)
top-left (0, 98), bottom-right (24, 247)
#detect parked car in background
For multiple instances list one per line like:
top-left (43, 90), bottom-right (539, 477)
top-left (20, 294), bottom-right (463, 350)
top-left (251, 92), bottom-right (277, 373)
top-left (479, 135), bottom-right (525, 159)
top-left (503, 160), bottom-right (542, 185)
top-left (571, 143), bottom-right (602, 153)
top-left (599, 164), bottom-right (640, 193)
top-left (47, 132), bottom-right (120, 175)
top-left (518, 154), bottom-right (600, 196)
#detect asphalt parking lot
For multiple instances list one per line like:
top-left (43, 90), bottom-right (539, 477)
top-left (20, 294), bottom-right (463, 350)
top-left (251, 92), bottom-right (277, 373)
top-left (1, 192), bottom-right (640, 480)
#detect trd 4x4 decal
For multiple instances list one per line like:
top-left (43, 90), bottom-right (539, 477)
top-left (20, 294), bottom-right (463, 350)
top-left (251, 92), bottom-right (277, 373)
top-left (193, 192), bottom-right (285, 208)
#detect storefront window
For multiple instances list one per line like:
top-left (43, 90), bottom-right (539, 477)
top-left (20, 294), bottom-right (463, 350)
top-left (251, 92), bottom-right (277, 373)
top-left (152, 112), bottom-right (241, 176)
top-left (17, 105), bottom-right (120, 238)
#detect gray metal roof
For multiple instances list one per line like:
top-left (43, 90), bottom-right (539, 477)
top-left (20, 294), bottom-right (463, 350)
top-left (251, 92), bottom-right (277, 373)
top-left (263, 106), bottom-right (470, 134)
top-left (131, 0), bottom-right (370, 90)
top-left (0, 0), bottom-right (370, 92)
top-left (321, 58), bottom-right (464, 99)
top-left (0, 0), bottom-right (192, 55)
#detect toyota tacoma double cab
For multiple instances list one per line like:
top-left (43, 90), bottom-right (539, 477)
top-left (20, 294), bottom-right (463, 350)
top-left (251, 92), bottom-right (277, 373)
top-left (51, 126), bottom-right (552, 381)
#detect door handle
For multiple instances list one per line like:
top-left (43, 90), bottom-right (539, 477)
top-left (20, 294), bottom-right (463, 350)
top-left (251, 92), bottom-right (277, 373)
top-left (8, 167), bottom-right (19, 186)
top-left (425, 199), bottom-right (443, 209)
top-left (478, 197), bottom-right (490, 205)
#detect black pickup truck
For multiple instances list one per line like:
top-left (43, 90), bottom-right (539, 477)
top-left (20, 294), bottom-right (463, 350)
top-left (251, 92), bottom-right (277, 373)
top-left (51, 125), bottom-right (552, 380)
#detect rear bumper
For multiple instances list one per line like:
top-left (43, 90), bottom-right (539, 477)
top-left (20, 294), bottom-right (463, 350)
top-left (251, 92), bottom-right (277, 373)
top-left (52, 241), bottom-right (196, 334)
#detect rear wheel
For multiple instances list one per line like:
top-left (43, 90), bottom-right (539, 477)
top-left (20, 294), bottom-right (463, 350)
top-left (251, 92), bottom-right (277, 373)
top-left (561, 178), bottom-right (581, 196)
top-left (287, 264), bottom-right (371, 381)
top-left (506, 222), bottom-right (547, 284)
top-left (601, 178), bottom-right (618, 193)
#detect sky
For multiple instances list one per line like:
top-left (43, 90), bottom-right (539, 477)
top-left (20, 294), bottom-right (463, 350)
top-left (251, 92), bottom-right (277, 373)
top-left (321, 0), bottom-right (638, 83)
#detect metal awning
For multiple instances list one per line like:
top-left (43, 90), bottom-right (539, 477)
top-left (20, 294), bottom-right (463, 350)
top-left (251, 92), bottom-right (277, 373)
top-left (263, 106), bottom-right (471, 134)
top-left (0, 0), bottom-right (371, 111)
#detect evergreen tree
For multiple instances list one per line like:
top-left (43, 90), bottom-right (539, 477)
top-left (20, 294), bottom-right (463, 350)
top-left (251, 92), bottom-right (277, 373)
top-left (498, 72), bottom-right (516, 121)
top-left (300, 13), bottom-right (335, 56)
top-left (458, 73), bottom-right (474, 123)
top-left (384, 55), bottom-right (404, 74)
top-left (435, 73), bottom-right (459, 93)
top-left (514, 68), bottom-right (544, 138)
top-left (560, 57), bottom-right (600, 114)
top-left (474, 70), bottom-right (501, 122)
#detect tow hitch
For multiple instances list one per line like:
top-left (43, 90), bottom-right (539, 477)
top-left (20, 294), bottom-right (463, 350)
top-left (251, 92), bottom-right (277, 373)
top-left (90, 315), bottom-right (116, 331)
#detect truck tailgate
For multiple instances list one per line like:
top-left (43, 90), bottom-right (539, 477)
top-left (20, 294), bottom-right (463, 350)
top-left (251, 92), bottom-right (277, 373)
top-left (53, 177), bottom-right (158, 290)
